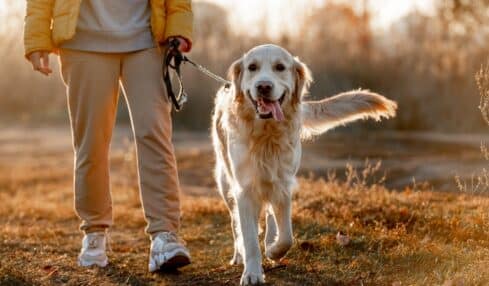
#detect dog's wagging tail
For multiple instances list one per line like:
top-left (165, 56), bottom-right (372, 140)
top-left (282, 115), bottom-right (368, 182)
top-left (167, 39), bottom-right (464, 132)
top-left (301, 89), bottom-right (398, 139)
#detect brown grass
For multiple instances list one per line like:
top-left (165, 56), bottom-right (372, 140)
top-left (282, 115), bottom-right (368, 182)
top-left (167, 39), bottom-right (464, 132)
top-left (1, 132), bottom-right (489, 286)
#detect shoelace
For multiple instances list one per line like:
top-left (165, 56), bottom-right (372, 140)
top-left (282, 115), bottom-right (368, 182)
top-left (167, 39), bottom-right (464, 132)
top-left (87, 236), bottom-right (99, 249)
top-left (87, 233), bottom-right (112, 252)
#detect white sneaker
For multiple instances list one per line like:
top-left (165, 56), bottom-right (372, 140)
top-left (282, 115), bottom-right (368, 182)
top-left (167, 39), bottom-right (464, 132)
top-left (148, 232), bottom-right (191, 272)
top-left (78, 232), bottom-right (108, 267)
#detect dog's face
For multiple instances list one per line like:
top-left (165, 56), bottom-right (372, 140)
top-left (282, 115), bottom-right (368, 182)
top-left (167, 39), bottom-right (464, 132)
top-left (229, 44), bottom-right (312, 121)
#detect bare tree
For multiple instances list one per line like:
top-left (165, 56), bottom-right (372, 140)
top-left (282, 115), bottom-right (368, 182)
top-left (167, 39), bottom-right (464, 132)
top-left (477, 63), bottom-right (489, 126)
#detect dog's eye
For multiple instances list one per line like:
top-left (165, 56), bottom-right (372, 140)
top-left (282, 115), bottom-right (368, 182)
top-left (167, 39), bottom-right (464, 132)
top-left (275, 63), bottom-right (286, 72)
top-left (248, 63), bottom-right (258, 72)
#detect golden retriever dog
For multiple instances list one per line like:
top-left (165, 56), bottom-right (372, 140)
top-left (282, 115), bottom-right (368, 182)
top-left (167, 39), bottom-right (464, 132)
top-left (211, 44), bottom-right (397, 285)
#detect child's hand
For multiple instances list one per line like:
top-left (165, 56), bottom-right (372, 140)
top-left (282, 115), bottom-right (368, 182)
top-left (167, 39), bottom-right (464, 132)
top-left (28, 51), bottom-right (53, 76)
top-left (171, 37), bottom-right (191, 53)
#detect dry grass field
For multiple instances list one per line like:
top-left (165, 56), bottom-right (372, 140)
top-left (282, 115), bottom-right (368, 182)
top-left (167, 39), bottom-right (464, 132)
top-left (1, 127), bottom-right (489, 285)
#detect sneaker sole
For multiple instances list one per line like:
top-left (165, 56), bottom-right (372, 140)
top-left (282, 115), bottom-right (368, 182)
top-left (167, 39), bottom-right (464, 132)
top-left (159, 251), bottom-right (191, 270)
top-left (78, 256), bottom-right (108, 268)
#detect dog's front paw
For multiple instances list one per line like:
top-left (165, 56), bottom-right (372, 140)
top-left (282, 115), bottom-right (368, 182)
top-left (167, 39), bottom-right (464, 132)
top-left (240, 270), bottom-right (265, 285)
top-left (230, 251), bottom-right (243, 265)
top-left (265, 239), bottom-right (293, 261)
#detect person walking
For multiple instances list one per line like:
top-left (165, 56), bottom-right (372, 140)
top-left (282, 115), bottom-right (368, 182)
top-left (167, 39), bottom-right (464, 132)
top-left (24, 0), bottom-right (193, 272)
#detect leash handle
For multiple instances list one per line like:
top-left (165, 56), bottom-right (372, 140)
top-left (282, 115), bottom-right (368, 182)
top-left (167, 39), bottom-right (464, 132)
top-left (163, 37), bottom-right (231, 112)
top-left (163, 39), bottom-right (188, 111)
top-left (168, 38), bottom-right (181, 51)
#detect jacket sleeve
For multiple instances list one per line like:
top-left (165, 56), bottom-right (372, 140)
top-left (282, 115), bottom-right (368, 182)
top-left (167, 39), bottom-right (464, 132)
top-left (164, 0), bottom-right (193, 46)
top-left (24, 0), bottom-right (55, 59)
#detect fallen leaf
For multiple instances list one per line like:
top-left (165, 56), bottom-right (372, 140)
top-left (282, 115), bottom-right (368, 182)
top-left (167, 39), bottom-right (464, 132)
top-left (299, 240), bottom-right (314, 251)
top-left (336, 231), bottom-right (350, 246)
top-left (279, 258), bottom-right (290, 265)
top-left (42, 265), bottom-right (53, 271)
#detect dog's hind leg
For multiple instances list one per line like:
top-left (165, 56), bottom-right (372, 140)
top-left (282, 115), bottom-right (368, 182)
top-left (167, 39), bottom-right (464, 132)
top-left (215, 163), bottom-right (243, 265)
top-left (265, 190), bottom-right (293, 261)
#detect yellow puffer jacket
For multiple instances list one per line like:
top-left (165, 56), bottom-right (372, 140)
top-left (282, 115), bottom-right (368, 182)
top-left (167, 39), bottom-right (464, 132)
top-left (24, 0), bottom-right (193, 57)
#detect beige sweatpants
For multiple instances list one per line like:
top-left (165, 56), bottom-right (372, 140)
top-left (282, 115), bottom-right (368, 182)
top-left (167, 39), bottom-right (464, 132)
top-left (59, 47), bottom-right (181, 235)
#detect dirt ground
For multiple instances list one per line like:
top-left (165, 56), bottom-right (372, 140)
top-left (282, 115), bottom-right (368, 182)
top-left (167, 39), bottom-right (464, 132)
top-left (1, 126), bottom-right (489, 285)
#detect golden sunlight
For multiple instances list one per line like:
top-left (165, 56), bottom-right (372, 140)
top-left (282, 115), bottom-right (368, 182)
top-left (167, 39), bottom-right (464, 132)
top-left (0, 2), bottom-right (7, 15)
top-left (4, 0), bottom-right (489, 284)
top-left (198, 0), bottom-right (435, 35)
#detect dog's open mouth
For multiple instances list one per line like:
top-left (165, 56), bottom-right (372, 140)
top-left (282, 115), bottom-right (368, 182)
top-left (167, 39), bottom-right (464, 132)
top-left (247, 91), bottom-right (286, 121)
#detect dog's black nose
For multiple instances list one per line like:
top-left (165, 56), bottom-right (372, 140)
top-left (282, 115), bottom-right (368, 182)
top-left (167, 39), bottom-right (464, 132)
top-left (256, 81), bottom-right (273, 96)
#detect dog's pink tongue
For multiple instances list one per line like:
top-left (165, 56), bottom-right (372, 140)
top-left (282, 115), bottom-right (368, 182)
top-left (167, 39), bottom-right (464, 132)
top-left (259, 99), bottom-right (285, 121)
top-left (269, 101), bottom-right (285, 121)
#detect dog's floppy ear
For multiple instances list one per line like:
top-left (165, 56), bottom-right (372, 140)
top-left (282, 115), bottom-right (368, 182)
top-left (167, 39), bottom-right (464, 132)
top-left (228, 57), bottom-right (244, 92)
top-left (293, 57), bottom-right (313, 103)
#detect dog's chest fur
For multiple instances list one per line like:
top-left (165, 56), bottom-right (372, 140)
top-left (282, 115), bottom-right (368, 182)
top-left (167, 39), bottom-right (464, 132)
top-left (211, 86), bottom-right (304, 199)
top-left (215, 101), bottom-right (301, 197)
top-left (246, 120), bottom-right (300, 181)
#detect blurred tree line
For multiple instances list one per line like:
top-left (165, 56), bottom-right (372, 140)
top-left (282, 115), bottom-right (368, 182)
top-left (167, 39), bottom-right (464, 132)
top-left (1, 0), bottom-right (488, 132)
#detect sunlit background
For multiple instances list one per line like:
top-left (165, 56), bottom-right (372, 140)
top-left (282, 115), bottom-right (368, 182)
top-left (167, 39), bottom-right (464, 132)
top-left (0, 0), bottom-right (488, 131)
top-left (3, 2), bottom-right (489, 283)
top-left (206, 0), bottom-right (435, 34)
